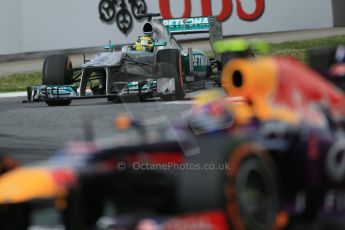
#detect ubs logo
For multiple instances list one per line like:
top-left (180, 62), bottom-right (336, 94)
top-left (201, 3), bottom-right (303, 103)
top-left (99, 0), bottom-right (265, 35)
top-left (159, 0), bottom-right (265, 22)
top-left (99, 0), bottom-right (147, 34)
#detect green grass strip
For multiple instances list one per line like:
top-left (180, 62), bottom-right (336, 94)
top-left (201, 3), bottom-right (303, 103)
top-left (270, 35), bottom-right (345, 62)
top-left (0, 72), bottom-right (41, 92)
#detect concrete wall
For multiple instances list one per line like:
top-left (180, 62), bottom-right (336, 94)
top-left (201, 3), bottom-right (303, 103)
top-left (0, 0), bottom-right (23, 54)
top-left (0, 0), bottom-right (335, 55)
top-left (332, 0), bottom-right (345, 27)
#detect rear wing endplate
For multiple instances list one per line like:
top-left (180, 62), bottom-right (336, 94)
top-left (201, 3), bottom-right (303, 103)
top-left (159, 16), bottom-right (223, 61)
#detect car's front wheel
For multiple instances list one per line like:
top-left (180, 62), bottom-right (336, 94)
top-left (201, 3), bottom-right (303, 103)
top-left (175, 138), bottom-right (279, 230)
top-left (42, 55), bottom-right (73, 85)
top-left (42, 55), bottom-right (73, 106)
top-left (225, 149), bottom-right (279, 230)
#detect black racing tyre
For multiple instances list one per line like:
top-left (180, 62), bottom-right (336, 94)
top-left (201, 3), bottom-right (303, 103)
top-left (160, 94), bottom-right (175, 101)
top-left (175, 137), bottom-right (279, 230)
top-left (62, 188), bottom-right (87, 230)
top-left (45, 98), bottom-right (72, 106)
top-left (308, 46), bottom-right (336, 75)
top-left (308, 46), bottom-right (345, 92)
top-left (0, 203), bottom-right (31, 230)
top-left (42, 55), bottom-right (73, 85)
top-left (156, 49), bottom-right (185, 100)
top-left (227, 153), bottom-right (279, 230)
top-left (63, 187), bottom-right (104, 230)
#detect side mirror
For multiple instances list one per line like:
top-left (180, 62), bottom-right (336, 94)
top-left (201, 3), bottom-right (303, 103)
top-left (104, 44), bottom-right (116, 51)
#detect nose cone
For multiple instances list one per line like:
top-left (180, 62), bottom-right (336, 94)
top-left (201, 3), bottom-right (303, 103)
top-left (0, 167), bottom-right (58, 204)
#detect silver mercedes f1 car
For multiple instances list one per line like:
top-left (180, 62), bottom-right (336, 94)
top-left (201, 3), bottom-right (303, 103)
top-left (27, 13), bottom-right (223, 106)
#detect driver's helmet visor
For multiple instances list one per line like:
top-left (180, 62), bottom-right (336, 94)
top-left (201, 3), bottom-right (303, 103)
top-left (141, 39), bottom-right (149, 46)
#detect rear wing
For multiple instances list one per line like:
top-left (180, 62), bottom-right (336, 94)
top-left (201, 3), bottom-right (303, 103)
top-left (159, 16), bottom-right (223, 61)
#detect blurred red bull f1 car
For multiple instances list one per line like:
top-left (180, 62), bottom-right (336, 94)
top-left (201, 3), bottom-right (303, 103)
top-left (3, 40), bottom-right (345, 229)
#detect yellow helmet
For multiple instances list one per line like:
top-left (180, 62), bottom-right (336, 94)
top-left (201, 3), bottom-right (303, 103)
top-left (135, 36), bottom-right (154, 51)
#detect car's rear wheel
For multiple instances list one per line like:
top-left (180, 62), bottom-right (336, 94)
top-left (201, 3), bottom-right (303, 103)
top-left (308, 46), bottom-right (336, 75)
top-left (308, 47), bottom-right (345, 91)
top-left (156, 49), bottom-right (185, 101)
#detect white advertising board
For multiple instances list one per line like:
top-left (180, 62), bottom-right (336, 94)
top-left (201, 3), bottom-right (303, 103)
top-left (0, 0), bottom-right (333, 55)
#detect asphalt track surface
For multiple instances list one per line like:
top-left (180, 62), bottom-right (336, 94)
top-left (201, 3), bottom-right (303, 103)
top-left (0, 96), bottom-right (193, 164)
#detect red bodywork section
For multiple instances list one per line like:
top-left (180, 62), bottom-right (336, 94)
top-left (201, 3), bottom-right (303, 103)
top-left (273, 56), bottom-right (345, 119)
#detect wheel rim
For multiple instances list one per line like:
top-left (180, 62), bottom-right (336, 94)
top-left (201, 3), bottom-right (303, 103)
top-left (234, 157), bottom-right (277, 229)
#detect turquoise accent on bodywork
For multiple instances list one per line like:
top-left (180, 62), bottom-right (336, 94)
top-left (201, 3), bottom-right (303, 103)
top-left (125, 80), bottom-right (157, 93)
top-left (104, 44), bottom-right (116, 50)
top-left (126, 50), bottom-right (153, 54)
top-left (162, 17), bottom-right (210, 33)
top-left (46, 85), bottom-right (77, 96)
top-left (182, 49), bottom-right (210, 80)
top-left (128, 82), bottom-right (137, 87)
top-left (154, 41), bottom-right (167, 46)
